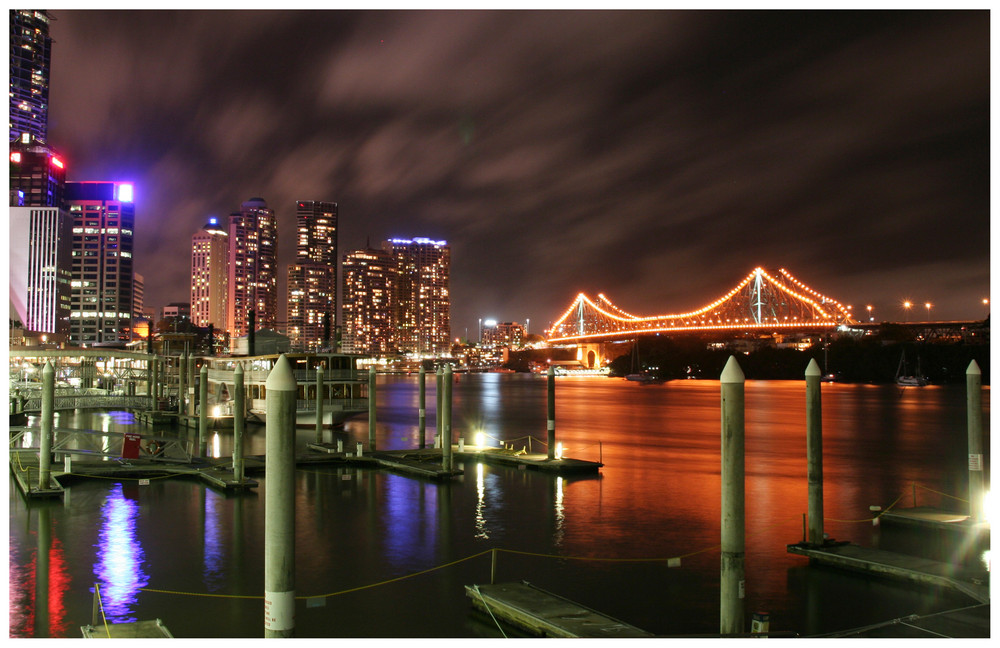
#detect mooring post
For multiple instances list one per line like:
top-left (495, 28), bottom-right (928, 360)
top-left (418, 365), bottom-right (427, 449)
top-left (967, 360), bottom-right (984, 520)
top-left (720, 355), bottom-right (746, 636)
top-left (264, 354), bottom-right (296, 638)
top-left (199, 364), bottom-right (208, 451)
top-left (547, 366), bottom-right (556, 459)
top-left (315, 364), bottom-right (325, 444)
top-left (188, 353), bottom-right (197, 416)
top-left (234, 363), bottom-right (245, 483)
top-left (177, 353), bottom-right (186, 415)
top-left (443, 364), bottom-right (453, 470)
top-left (436, 367), bottom-right (443, 449)
top-left (368, 365), bottom-right (377, 451)
top-left (150, 356), bottom-right (158, 405)
top-left (805, 358), bottom-right (824, 545)
top-left (38, 360), bottom-right (55, 491)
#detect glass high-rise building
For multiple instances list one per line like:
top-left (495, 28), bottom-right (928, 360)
top-left (385, 238), bottom-right (451, 355)
top-left (9, 137), bottom-right (72, 334)
top-left (9, 10), bottom-right (52, 143)
top-left (191, 216), bottom-right (228, 330)
top-left (287, 200), bottom-right (337, 351)
top-left (65, 181), bottom-right (136, 346)
top-left (342, 247), bottom-right (396, 355)
top-left (227, 198), bottom-right (277, 337)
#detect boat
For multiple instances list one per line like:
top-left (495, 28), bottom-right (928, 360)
top-left (895, 350), bottom-right (928, 387)
top-left (624, 339), bottom-right (664, 384)
top-left (202, 352), bottom-right (369, 426)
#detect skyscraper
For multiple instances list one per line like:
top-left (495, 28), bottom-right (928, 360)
top-left (286, 201), bottom-right (337, 352)
top-left (342, 247), bottom-right (397, 355)
top-left (9, 137), bottom-right (72, 334)
top-left (9, 10), bottom-right (52, 143)
top-left (227, 198), bottom-right (277, 337)
top-left (385, 238), bottom-right (451, 355)
top-left (65, 181), bottom-right (136, 346)
top-left (191, 216), bottom-right (228, 330)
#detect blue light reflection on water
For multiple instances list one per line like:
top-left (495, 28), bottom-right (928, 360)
top-left (382, 473), bottom-right (437, 567)
top-left (202, 489), bottom-right (225, 590)
top-left (93, 484), bottom-right (148, 623)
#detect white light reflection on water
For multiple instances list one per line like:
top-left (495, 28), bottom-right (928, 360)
top-left (475, 462), bottom-right (489, 539)
top-left (93, 484), bottom-right (148, 623)
top-left (553, 476), bottom-right (565, 547)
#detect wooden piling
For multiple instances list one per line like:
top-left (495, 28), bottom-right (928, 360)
top-left (966, 360), bottom-right (984, 520)
top-left (418, 365), bottom-right (426, 449)
top-left (443, 364), bottom-right (453, 471)
top-left (368, 365), bottom-right (377, 451)
top-left (38, 361), bottom-right (54, 490)
top-left (547, 366), bottom-right (556, 460)
top-left (315, 364), bottom-right (325, 444)
top-left (805, 358), bottom-right (824, 545)
top-left (198, 364), bottom-right (208, 451)
top-left (234, 363), bottom-right (245, 483)
top-left (264, 354), bottom-right (296, 638)
top-left (720, 355), bottom-right (746, 636)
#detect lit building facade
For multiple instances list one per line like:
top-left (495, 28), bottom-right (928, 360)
top-left (9, 10), bottom-right (52, 143)
top-left (9, 206), bottom-right (73, 335)
top-left (286, 201), bottom-right (337, 352)
top-left (342, 247), bottom-right (397, 355)
top-left (385, 238), bottom-right (451, 355)
top-left (227, 198), bottom-right (277, 337)
top-left (482, 321), bottom-right (525, 349)
top-left (191, 216), bottom-right (228, 330)
top-left (65, 181), bottom-right (136, 345)
top-left (9, 137), bottom-right (72, 334)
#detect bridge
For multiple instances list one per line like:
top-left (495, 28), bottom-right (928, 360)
top-left (547, 266), bottom-right (856, 344)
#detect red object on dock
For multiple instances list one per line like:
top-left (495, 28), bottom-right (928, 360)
top-left (121, 432), bottom-right (142, 459)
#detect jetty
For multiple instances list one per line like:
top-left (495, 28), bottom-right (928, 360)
top-left (81, 619), bottom-right (173, 638)
top-left (787, 538), bottom-right (989, 604)
top-left (465, 581), bottom-right (653, 637)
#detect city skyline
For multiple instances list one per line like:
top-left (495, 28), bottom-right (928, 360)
top-left (44, 10), bottom-right (989, 336)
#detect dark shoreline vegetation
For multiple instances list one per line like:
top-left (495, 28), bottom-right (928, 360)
top-left (505, 331), bottom-right (990, 385)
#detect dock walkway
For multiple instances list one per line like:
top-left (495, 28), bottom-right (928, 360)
top-left (787, 542), bottom-right (989, 604)
top-left (465, 581), bottom-right (652, 637)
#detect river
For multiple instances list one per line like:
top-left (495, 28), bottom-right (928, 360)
top-left (8, 373), bottom-right (991, 637)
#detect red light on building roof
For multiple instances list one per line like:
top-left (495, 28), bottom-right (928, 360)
top-left (51, 156), bottom-right (64, 169)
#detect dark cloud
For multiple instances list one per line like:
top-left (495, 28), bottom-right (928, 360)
top-left (48, 10), bottom-right (989, 335)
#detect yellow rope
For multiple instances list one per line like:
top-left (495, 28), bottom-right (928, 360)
top-left (95, 583), bottom-right (111, 637)
top-left (916, 482), bottom-right (969, 503)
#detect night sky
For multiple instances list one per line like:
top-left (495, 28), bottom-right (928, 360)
top-left (46, 9), bottom-right (990, 337)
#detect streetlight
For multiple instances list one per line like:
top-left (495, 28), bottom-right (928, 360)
top-left (903, 301), bottom-right (912, 322)
top-left (925, 302), bottom-right (932, 320)
top-left (867, 305), bottom-right (873, 322)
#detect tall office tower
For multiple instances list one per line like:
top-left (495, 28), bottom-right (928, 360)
top-left (384, 238), bottom-right (451, 355)
top-left (9, 10), bottom-right (52, 143)
top-left (9, 135), bottom-right (65, 206)
top-left (133, 272), bottom-right (145, 320)
top-left (65, 181), bottom-right (136, 346)
top-left (286, 201), bottom-right (337, 351)
top-left (191, 216), bottom-right (229, 329)
top-left (227, 198), bottom-right (277, 337)
top-left (9, 137), bottom-right (72, 333)
top-left (342, 247), bottom-right (397, 355)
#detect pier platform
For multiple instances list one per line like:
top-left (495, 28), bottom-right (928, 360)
top-left (81, 619), bottom-right (173, 638)
top-left (787, 541), bottom-right (989, 603)
top-left (879, 506), bottom-right (990, 540)
top-left (457, 447), bottom-right (602, 474)
top-left (465, 581), bottom-right (652, 637)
